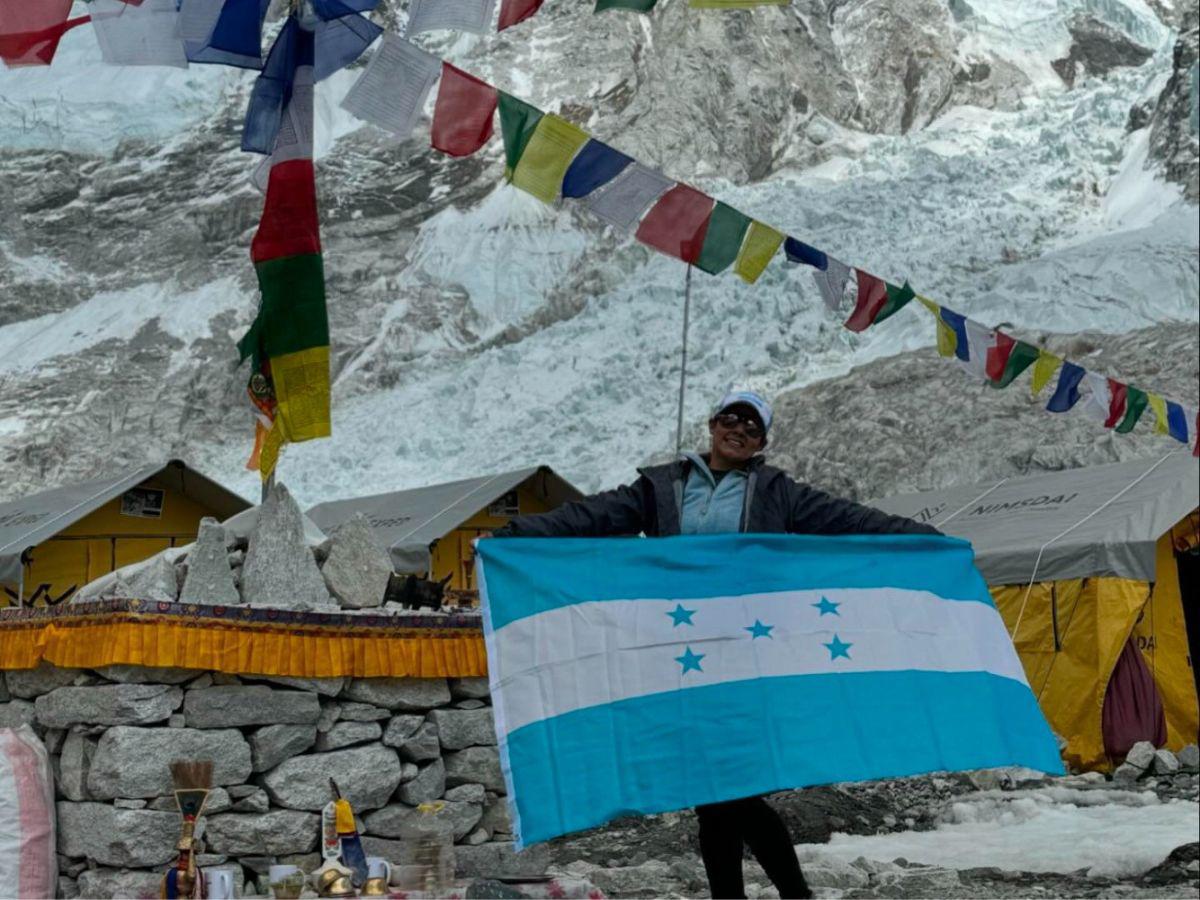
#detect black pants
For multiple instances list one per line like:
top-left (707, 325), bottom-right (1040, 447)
top-left (695, 797), bottom-right (811, 899)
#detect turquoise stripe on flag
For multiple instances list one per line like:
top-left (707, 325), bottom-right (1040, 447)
top-left (477, 533), bottom-right (990, 631)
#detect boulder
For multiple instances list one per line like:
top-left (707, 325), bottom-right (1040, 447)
top-left (396, 759), bottom-right (446, 805)
top-left (360, 835), bottom-right (406, 863)
top-left (479, 793), bottom-right (511, 835)
top-left (240, 484), bottom-right (333, 610)
top-left (256, 675), bottom-right (346, 697)
top-left (798, 860), bottom-right (869, 889)
top-left (230, 787), bottom-right (270, 813)
top-left (35, 684), bottom-right (182, 728)
top-left (315, 720), bottom-right (382, 752)
top-left (1126, 740), bottom-right (1157, 771)
top-left (1153, 749), bottom-right (1181, 775)
top-left (455, 699), bottom-right (487, 710)
top-left (184, 685), bottom-right (320, 728)
top-left (338, 701), bottom-right (392, 722)
top-left (77, 868), bottom-right (164, 900)
top-left (1178, 744), bottom-right (1200, 771)
top-left (56, 802), bottom-right (180, 867)
top-left (87, 727), bottom-right (251, 799)
top-left (398, 721), bottom-right (441, 763)
top-left (445, 747), bottom-right (506, 793)
top-left (444, 783), bottom-right (486, 804)
top-left (92, 665), bottom-right (199, 684)
top-left (179, 517), bottom-right (240, 606)
top-left (875, 866), bottom-right (962, 894)
top-left (57, 730), bottom-right (98, 801)
top-left (454, 842), bottom-right (551, 879)
top-left (250, 724), bottom-right (318, 772)
top-left (0, 699), bottom-right (36, 728)
top-left (1113, 762), bottom-right (1142, 783)
top-left (125, 554), bottom-right (180, 603)
top-left (342, 677), bottom-right (451, 711)
top-left (6, 661), bottom-right (82, 698)
top-left (449, 678), bottom-right (490, 700)
top-left (262, 743), bottom-right (401, 812)
top-left (363, 799), bottom-right (482, 842)
top-left (205, 810), bottom-right (321, 856)
top-left (381, 714), bottom-right (424, 747)
top-left (320, 514), bottom-right (392, 609)
top-left (428, 708), bottom-right (496, 750)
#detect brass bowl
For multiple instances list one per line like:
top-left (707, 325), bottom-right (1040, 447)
top-left (313, 868), bottom-right (356, 898)
top-left (361, 875), bottom-right (390, 896)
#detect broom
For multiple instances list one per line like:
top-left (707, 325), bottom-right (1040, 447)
top-left (330, 778), bottom-right (369, 887)
top-left (162, 760), bottom-right (213, 900)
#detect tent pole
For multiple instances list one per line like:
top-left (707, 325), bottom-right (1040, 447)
top-left (261, 472), bottom-right (275, 504)
top-left (675, 263), bottom-right (693, 456)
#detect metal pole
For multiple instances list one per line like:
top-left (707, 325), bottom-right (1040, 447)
top-left (261, 472), bottom-right (275, 504)
top-left (675, 263), bottom-right (693, 455)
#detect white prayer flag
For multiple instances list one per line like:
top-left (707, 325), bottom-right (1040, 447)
top-left (813, 254), bottom-right (850, 310)
top-left (958, 319), bottom-right (996, 381)
top-left (583, 163), bottom-right (673, 232)
top-left (91, 0), bottom-right (188, 68)
top-left (340, 33), bottom-right (441, 140)
top-left (252, 65), bottom-right (315, 193)
top-left (405, 0), bottom-right (498, 35)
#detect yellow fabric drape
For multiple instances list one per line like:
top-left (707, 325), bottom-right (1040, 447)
top-left (0, 618), bottom-right (487, 678)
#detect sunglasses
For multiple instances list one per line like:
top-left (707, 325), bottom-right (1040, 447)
top-left (712, 412), bottom-right (765, 439)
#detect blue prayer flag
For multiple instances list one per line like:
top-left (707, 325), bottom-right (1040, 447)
top-left (476, 533), bottom-right (1063, 846)
top-left (181, 0), bottom-right (270, 68)
top-left (1046, 361), bottom-right (1086, 413)
top-left (312, 9), bottom-right (381, 81)
top-left (561, 139), bottom-right (633, 199)
top-left (784, 236), bottom-right (827, 270)
top-left (939, 308), bottom-right (970, 363)
top-left (1165, 401), bottom-right (1189, 443)
top-left (242, 17), bottom-right (312, 154)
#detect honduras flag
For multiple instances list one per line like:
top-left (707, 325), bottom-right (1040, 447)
top-left (475, 534), bottom-right (1063, 847)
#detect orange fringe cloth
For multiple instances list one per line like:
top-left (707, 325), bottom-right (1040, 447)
top-left (0, 602), bottom-right (487, 678)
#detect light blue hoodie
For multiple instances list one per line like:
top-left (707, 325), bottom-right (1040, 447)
top-left (678, 451), bottom-right (748, 535)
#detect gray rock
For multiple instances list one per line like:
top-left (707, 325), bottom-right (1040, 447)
top-left (479, 793), bottom-right (511, 836)
top-left (277, 852), bottom-right (323, 873)
top-left (179, 517), bottom-right (240, 606)
top-left (6, 661), bottom-right (82, 698)
top-left (1113, 762), bottom-right (1142, 783)
top-left (321, 514), bottom-right (392, 609)
top-left (184, 685), bottom-right (320, 728)
top-left (801, 860), bottom-right (870, 889)
top-left (0, 680), bottom-right (7, 702)
top-left (1178, 744), bottom-right (1200, 770)
top-left (360, 835), bottom-right (406, 863)
top-left (125, 554), bottom-right (180, 603)
top-left (382, 714), bottom-right (424, 747)
top-left (230, 787), bottom-right (270, 813)
top-left (227, 783), bottom-right (259, 799)
top-left (1126, 740), bottom-right (1157, 771)
top-left (77, 868), bottom-right (164, 900)
top-left (112, 798), bottom-right (146, 809)
top-left (465, 828), bottom-right (490, 846)
top-left (338, 701), bottom-right (392, 722)
top-left (397, 759), bottom-right (446, 805)
top-left (57, 802), bottom-right (180, 866)
top-left (445, 783), bottom-right (486, 804)
top-left (445, 747), bottom-right (506, 793)
top-left (454, 842), bottom-right (550, 879)
top-left (449, 678), bottom-right (491, 700)
top-left (455, 699), bottom-right (487, 710)
top-left (58, 876), bottom-right (79, 899)
top-left (428, 708), bottom-right (496, 750)
top-left (875, 865), bottom-right (962, 894)
top-left (315, 720), bottom-right (383, 751)
top-left (400, 761), bottom-right (420, 782)
top-left (342, 677), bottom-right (451, 711)
top-left (262, 743), bottom-right (401, 811)
top-left (364, 798), bottom-right (482, 842)
top-left (250, 724), bottom-right (318, 772)
top-left (317, 702), bottom-right (341, 732)
top-left (87, 726), bottom-right (251, 799)
top-left (188, 673), bottom-right (214, 689)
top-left (241, 484), bottom-right (334, 610)
top-left (0, 699), bottom-right (37, 728)
top-left (205, 810), bottom-right (321, 856)
top-left (398, 721), bottom-right (441, 763)
top-left (35, 683), bottom-right (183, 727)
top-left (257, 675), bottom-right (346, 697)
top-left (1153, 748), bottom-right (1181, 775)
top-left (57, 730), bottom-right (97, 801)
top-left (168, 713), bottom-right (185, 727)
top-left (93, 665), bottom-right (199, 684)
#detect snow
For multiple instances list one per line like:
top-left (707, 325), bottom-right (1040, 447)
top-left (796, 785), bottom-right (1199, 879)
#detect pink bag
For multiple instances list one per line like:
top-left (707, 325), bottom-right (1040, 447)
top-left (0, 726), bottom-right (57, 899)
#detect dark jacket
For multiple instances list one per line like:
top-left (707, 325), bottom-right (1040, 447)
top-left (495, 456), bottom-right (939, 538)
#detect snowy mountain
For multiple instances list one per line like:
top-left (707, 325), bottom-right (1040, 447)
top-left (0, 0), bottom-right (1196, 505)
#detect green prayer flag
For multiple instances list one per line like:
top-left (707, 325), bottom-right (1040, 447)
top-left (240, 254), bottom-right (330, 363)
top-left (694, 202), bottom-right (751, 275)
top-left (873, 281), bottom-right (915, 325)
top-left (1115, 387), bottom-right (1149, 433)
top-left (595, 0), bottom-right (657, 11)
top-left (498, 93), bottom-right (544, 177)
top-left (991, 340), bottom-right (1039, 389)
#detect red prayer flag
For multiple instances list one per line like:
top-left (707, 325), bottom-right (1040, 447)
top-left (251, 159), bottom-right (321, 264)
top-left (843, 270), bottom-right (889, 332)
top-left (431, 62), bottom-right (498, 158)
top-left (634, 184), bottom-right (714, 264)
top-left (1192, 411), bottom-right (1199, 458)
top-left (498, 0), bottom-right (544, 31)
top-left (985, 332), bottom-right (1016, 382)
top-left (0, 1), bottom-right (87, 67)
top-left (1103, 378), bottom-right (1128, 429)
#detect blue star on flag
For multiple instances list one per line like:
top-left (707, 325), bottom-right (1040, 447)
top-left (745, 620), bottom-right (774, 639)
top-left (675, 647), bottom-right (705, 674)
top-left (813, 596), bottom-right (840, 616)
top-left (823, 634), bottom-right (853, 660)
top-left (667, 603), bottom-right (696, 627)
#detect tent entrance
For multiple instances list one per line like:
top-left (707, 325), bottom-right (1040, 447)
top-left (1176, 546), bottom-right (1200, 709)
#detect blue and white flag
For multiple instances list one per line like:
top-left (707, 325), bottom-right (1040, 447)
top-left (476, 533), bottom-right (1063, 847)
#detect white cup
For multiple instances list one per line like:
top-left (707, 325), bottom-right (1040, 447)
top-left (269, 864), bottom-right (301, 883)
top-left (203, 866), bottom-right (236, 900)
top-left (367, 856), bottom-right (393, 883)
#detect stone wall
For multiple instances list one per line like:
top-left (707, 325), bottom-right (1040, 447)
top-left (1, 662), bottom-right (547, 899)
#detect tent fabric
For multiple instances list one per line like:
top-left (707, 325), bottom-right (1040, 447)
top-left (1101, 635), bottom-right (1167, 757)
top-left (871, 452), bottom-right (1200, 584)
top-left (306, 466), bottom-right (582, 574)
top-left (0, 461), bottom-right (250, 585)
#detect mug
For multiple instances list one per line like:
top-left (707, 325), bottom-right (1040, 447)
top-left (269, 864), bottom-right (301, 883)
top-left (366, 857), bottom-right (392, 882)
top-left (203, 866), bottom-right (236, 900)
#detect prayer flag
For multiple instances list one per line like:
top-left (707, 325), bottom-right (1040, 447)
top-left (90, 0), bottom-right (187, 67)
top-left (252, 60), bottom-right (314, 191)
top-left (311, 5), bottom-right (381, 81)
top-left (959, 319), bottom-right (994, 380)
top-left (498, 0), bottom-right (544, 30)
top-left (242, 16), bottom-right (310, 154)
top-left (734, 221), bottom-right (783, 284)
top-left (871, 281), bottom-right (915, 327)
top-left (634, 184), bottom-right (715, 264)
top-left (812, 255), bottom-right (851, 311)
top-left (178, 0), bottom-right (265, 68)
top-left (1165, 401), bottom-right (1189, 443)
top-left (561, 139), bottom-right (633, 199)
top-left (583, 163), bottom-right (673, 231)
top-left (1046, 362), bottom-right (1086, 413)
top-left (594, 0), bottom-right (658, 11)
top-left (1193, 410), bottom-right (1199, 457)
top-left (407, 0), bottom-right (497, 35)
top-left (783, 237), bottom-right (827, 270)
top-left (988, 336), bottom-right (1039, 389)
top-left (1115, 387), bottom-right (1149, 433)
top-left (1081, 373), bottom-right (1124, 426)
top-left (1148, 394), bottom-right (1170, 435)
top-left (695, 202), bottom-right (751, 275)
top-left (341, 33), bottom-right (440, 140)
top-left (511, 114), bottom-right (591, 204)
top-left (843, 269), bottom-right (887, 332)
top-left (431, 62), bottom-right (498, 157)
top-left (1030, 349), bottom-right (1061, 397)
top-left (498, 93), bottom-right (544, 178)
top-left (938, 309), bottom-right (969, 363)
top-left (1103, 378), bottom-right (1128, 428)
top-left (933, 305), bottom-right (958, 358)
top-left (476, 533), bottom-right (1063, 846)
top-left (0, 2), bottom-right (89, 67)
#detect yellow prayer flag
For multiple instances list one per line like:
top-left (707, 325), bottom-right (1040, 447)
top-left (258, 421), bottom-right (284, 482)
top-left (511, 114), bottom-right (590, 204)
top-left (934, 317), bottom-right (957, 358)
top-left (916, 295), bottom-right (939, 315)
top-left (734, 221), bottom-right (783, 284)
top-left (272, 345), bottom-right (332, 444)
top-left (1148, 393), bottom-right (1170, 435)
top-left (1030, 350), bottom-right (1062, 397)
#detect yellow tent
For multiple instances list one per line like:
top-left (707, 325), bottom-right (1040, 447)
top-left (875, 452), bottom-right (1199, 771)
top-left (0, 460), bottom-right (250, 608)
